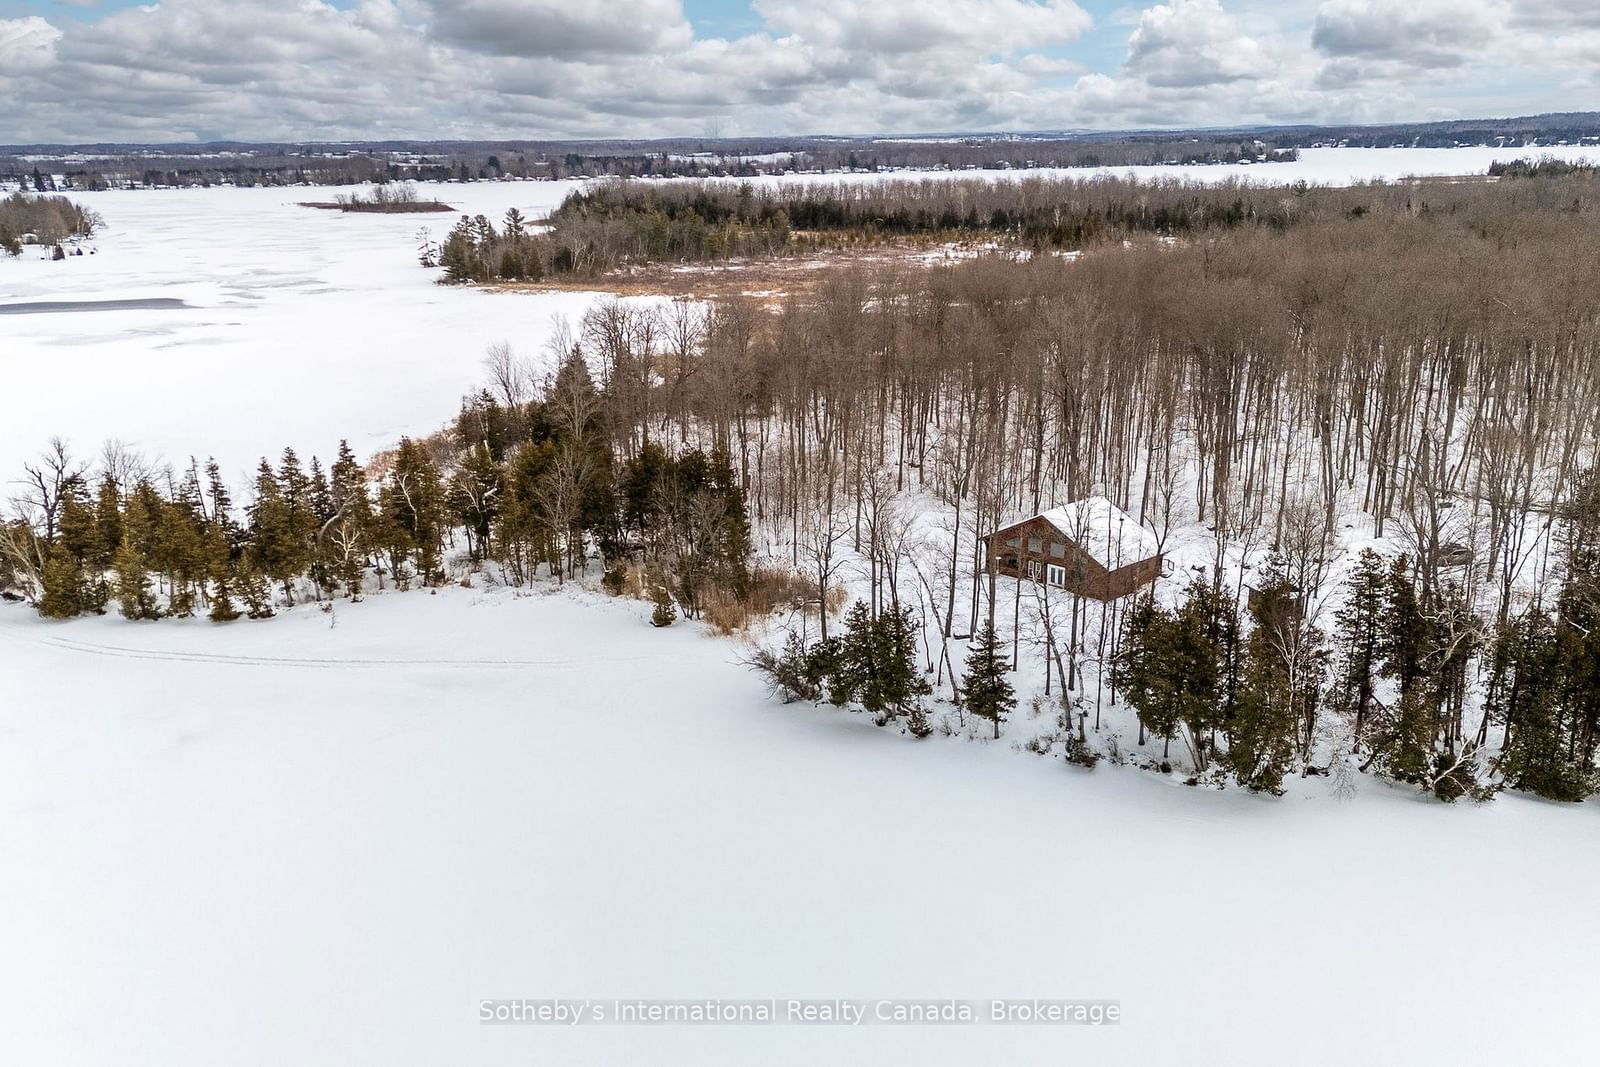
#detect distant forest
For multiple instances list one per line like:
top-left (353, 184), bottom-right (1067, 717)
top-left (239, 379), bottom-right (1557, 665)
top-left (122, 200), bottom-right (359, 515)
top-left (6, 110), bottom-right (1599, 192)
top-left (434, 160), bottom-right (1600, 281)
top-left (0, 136), bottom-right (1288, 192)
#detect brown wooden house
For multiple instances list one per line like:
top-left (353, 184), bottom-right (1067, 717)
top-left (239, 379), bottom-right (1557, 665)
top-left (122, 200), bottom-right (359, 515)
top-left (982, 496), bottom-right (1162, 601)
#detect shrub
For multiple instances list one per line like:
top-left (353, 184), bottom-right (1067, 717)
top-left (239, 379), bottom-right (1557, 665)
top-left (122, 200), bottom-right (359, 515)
top-left (601, 564), bottom-right (627, 596)
top-left (649, 576), bottom-right (676, 627)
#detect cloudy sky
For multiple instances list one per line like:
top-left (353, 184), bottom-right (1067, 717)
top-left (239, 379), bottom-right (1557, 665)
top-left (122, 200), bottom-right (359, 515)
top-left (0, 0), bottom-right (1594, 143)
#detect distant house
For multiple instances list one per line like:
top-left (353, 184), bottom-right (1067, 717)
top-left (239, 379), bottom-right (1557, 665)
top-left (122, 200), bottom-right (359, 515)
top-left (982, 496), bottom-right (1162, 601)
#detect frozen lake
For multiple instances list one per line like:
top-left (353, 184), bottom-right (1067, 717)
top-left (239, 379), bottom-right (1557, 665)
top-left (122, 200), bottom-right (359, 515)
top-left (3, 586), bottom-right (1596, 1066)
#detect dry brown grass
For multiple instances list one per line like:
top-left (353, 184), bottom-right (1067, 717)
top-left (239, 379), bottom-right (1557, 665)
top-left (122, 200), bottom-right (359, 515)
top-left (482, 237), bottom-right (988, 304)
top-left (699, 565), bottom-right (821, 634)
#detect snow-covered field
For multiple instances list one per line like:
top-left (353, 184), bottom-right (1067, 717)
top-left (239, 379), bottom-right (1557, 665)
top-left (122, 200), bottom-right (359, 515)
top-left (3, 587), bottom-right (1597, 1066)
top-left (5, 146), bottom-right (1599, 1065)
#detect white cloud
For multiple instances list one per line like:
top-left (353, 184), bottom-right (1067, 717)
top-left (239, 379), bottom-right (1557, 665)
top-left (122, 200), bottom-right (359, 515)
top-left (425, 0), bottom-right (694, 58)
top-left (1312, 0), bottom-right (1499, 69)
top-left (0, 0), bottom-right (1596, 143)
top-left (0, 16), bottom-right (62, 75)
top-left (754, 0), bottom-right (1091, 55)
top-left (1125, 0), bottom-right (1267, 88)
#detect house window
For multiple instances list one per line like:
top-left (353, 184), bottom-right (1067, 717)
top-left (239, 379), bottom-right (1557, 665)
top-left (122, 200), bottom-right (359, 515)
top-left (1028, 537), bottom-right (1043, 553)
top-left (1027, 560), bottom-right (1043, 579)
top-left (1047, 564), bottom-right (1066, 587)
top-left (1005, 536), bottom-right (1020, 548)
top-left (1050, 542), bottom-right (1066, 558)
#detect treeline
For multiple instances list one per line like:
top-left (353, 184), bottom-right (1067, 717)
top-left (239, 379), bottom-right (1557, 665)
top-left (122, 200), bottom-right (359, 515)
top-left (0, 191), bottom-right (100, 254)
top-left (805, 138), bottom-right (1292, 173)
top-left (1488, 155), bottom-right (1598, 179)
top-left (0, 351), bottom-right (777, 634)
top-left (1110, 527), bottom-right (1600, 801)
top-left (1, 135), bottom-right (1300, 194)
top-left (438, 168), bottom-right (1600, 280)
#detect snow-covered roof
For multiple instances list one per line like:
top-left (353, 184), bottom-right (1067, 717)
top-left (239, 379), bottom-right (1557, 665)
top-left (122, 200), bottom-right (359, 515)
top-left (1025, 496), bottom-right (1160, 569)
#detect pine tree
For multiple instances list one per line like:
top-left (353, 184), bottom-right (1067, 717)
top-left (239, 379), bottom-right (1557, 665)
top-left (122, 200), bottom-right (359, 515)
top-left (277, 447), bottom-right (316, 591)
top-left (962, 623), bottom-right (1016, 739)
top-left (91, 475), bottom-right (123, 571)
top-left (1365, 556), bottom-right (1437, 782)
top-left (870, 606), bottom-right (930, 725)
top-left (385, 438), bottom-right (445, 586)
top-left (235, 559), bottom-right (274, 619)
top-left (328, 441), bottom-right (372, 598)
top-left (649, 573), bottom-right (677, 627)
top-left (37, 543), bottom-right (87, 619)
top-left (113, 539), bottom-right (159, 620)
top-left (1491, 610), bottom-right (1594, 801)
top-left (447, 442), bottom-right (502, 563)
top-left (204, 460), bottom-right (240, 622)
top-left (307, 456), bottom-right (336, 597)
top-left (56, 475), bottom-right (106, 613)
top-left (248, 459), bottom-right (296, 605)
top-left (1172, 581), bottom-right (1228, 769)
top-left (1335, 548), bottom-right (1388, 745)
top-left (113, 491), bottom-right (161, 620)
top-left (1113, 592), bottom-right (1184, 754)
top-left (830, 601), bottom-right (876, 708)
top-left (1225, 626), bottom-right (1301, 792)
top-left (157, 466), bottom-right (207, 617)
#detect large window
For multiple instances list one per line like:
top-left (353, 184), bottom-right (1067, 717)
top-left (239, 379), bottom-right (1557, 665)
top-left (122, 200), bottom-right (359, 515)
top-left (1050, 542), bottom-right (1066, 558)
top-left (1047, 564), bottom-right (1066, 587)
top-left (1028, 537), bottom-right (1042, 553)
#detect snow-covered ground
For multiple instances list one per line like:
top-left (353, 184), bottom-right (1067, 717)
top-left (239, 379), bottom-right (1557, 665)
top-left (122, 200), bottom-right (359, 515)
top-left (3, 586), bottom-right (1596, 1067)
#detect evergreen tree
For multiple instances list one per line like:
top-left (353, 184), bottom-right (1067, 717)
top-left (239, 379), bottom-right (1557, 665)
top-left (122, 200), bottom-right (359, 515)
top-left (384, 438), bottom-right (445, 586)
top-left (649, 572), bottom-right (676, 626)
top-left (1489, 611), bottom-right (1590, 799)
top-left (113, 539), bottom-right (159, 620)
top-left (91, 475), bottom-right (123, 571)
top-left (830, 601), bottom-right (876, 708)
top-left (328, 441), bottom-right (372, 598)
top-left (56, 475), bottom-right (106, 612)
top-left (1113, 593), bottom-right (1184, 754)
top-left (1226, 625), bottom-right (1302, 792)
top-left (248, 459), bottom-right (298, 604)
top-left (870, 606), bottom-right (931, 725)
top-left (235, 559), bottom-right (275, 619)
top-left (306, 456), bottom-right (337, 597)
top-left (1173, 581), bottom-right (1228, 769)
top-left (157, 466), bottom-right (207, 616)
top-left (962, 622), bottom-right (1015, 739)
top-left (37, 543), bottom-right (87, 619)
top-left (1335, 548), bottom-right (1389, 744)
top-left (447, 442), bottom-right (502, 563)
top-left (1365, 556), bottom-right (1437, 783)
top-left (204, 460), bottom-right (240, 622)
